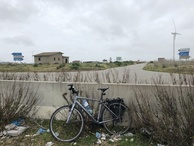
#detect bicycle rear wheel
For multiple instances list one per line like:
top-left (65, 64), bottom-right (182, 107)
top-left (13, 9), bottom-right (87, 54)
top-left (102, 103), bottom-right (132, 135)
top-left (49, 105), bottom-right (84, 142)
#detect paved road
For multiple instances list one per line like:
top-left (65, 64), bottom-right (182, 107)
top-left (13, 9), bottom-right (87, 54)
top-left (114, 63), bottom-right (178, 84)
top-left (0, 63), bottom-right (181, 84)
top-left (95, 62), bottom-right (180, 84)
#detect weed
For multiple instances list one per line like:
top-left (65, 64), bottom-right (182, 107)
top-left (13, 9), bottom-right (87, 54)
top-left (131, 74), bottom-right (194, 146)
top-left (0, 82), bottom-right (40, 130)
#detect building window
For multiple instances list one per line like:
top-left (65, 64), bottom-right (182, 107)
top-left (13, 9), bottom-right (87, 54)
top-left (54, 57), bottom-right (56, 61)
top-left (38, 58), bottom-right (41, 61)
top-left (58, 58), bottom-right (60, 61)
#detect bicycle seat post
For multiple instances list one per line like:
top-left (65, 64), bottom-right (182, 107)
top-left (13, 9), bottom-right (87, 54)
top-left (100, 91), bottom-right (105, 100)
top-left (98, 87), bottom-right (109, 100)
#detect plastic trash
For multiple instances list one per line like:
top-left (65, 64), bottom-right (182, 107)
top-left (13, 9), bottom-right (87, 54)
top-left (36, 128), bottom-right (46, 135)
top-left (95, 132), bottom-right (101, 139)
top-left (96, 139), bottom-right (102, 144)
top-left (6, 126), bottom-right (28, 137)
top-left (124, 132), bottom-right (134, 137)
top-left (109, 138), bottom-right (114, 142)
top-left (5, 124), bottom-right (16, 130)
top-left (101, 133), bottom-right (106, 140)
top-left (140, 127), bottom-right (152, 135)
top-left (11, 118), bottom-right (24, 126)
top-left (45, 141), bottom-right (54, 146)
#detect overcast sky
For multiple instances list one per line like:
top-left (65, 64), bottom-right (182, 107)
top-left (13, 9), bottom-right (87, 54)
top-left (0, 0), bottom-right (194, 63)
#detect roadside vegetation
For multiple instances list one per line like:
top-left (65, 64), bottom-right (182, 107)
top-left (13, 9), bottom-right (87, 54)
top-left (0, 82), bottom-right (40, 130)
top-left (0, 61), bottom-right (135, 72)
top-left (130, 73), bottom-right (194, 146)
top-left (143, 60), bottom-right (194, 74)
top-left (1, 60), bottom-right (194, 145)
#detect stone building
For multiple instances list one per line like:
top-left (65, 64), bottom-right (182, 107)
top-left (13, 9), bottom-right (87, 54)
top-left (34, 52), bottom-right (69, 64)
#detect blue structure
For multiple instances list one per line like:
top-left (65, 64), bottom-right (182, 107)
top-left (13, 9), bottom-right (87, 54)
top-left (12, 52), bottom-right (24, 61)
top-left (178, 48), bottom-right (190, 59)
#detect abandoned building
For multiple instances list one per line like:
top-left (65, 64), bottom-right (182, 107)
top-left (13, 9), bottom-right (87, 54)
top-left (33, 52), bottom-right (69, 64)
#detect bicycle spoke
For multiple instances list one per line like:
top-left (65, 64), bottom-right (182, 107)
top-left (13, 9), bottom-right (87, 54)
top-left (49, 105), bottom-right (84, 142)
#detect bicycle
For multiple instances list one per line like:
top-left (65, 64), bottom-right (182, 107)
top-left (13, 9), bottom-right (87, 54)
top-left (49, 84), bottom-right (132, 142)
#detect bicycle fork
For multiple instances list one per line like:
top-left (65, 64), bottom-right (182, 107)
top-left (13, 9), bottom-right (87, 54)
top-left (66, 103), bottom-right (76, 124)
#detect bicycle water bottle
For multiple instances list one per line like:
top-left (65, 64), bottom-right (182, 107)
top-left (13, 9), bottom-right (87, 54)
top-left (82, 99), bottom-right (93, 115)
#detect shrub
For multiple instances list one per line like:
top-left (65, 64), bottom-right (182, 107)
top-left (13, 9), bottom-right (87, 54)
top-left (114, 61), bottom-right (122, 66)
top-left (56, 63), bottom-right (65, 70)
top-left (0, 82), bottom-right (40, 129)
top-left (33, 64), bottom-right (39, 67)
top-left (132, 75), bottom-right (194, 146)
top-left (70, 63), bottom-right (80, 70)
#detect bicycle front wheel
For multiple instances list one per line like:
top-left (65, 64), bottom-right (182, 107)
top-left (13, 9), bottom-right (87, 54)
top-left (49, 105), bottom-right (84, 142)
top-left (102, 103), bottom-right (132, 135)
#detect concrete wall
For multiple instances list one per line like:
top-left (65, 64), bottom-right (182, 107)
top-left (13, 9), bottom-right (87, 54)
top-left (0, 80), bottom-right (192, 119)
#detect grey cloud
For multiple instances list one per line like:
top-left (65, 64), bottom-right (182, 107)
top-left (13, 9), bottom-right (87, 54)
top-left (2, 35), bottom-right (35, 46)
top-left (0, 0), bottom-right (194, 63)
top-left (0, 0), bottom-right (38, 23)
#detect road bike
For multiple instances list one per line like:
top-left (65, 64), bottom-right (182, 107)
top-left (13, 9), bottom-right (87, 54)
top-left (49, 84), bottom-right (132, 142)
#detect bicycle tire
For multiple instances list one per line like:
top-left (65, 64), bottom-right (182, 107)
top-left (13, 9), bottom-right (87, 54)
top-left (102, 102), bottom-right (132, 135)
top-left (49, 105), bottom-right (84, 142)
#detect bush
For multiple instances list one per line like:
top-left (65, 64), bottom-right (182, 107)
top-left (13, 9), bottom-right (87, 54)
top-left (71, 63), bottom-right (80, 70)
top-left (56, 63), bottom-right (65, 70)
top-left (114, 61), bottom-right (122, 66)
top-left (132, 75), bottom-right (194, 146)
top-left (33, 64), bottom-right (39, 67)
top-left (0, 82), bottom-right (40, 129)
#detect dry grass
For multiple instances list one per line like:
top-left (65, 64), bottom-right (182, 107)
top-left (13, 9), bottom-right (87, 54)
top-left (0, 61), bottom-right (135, 72)
top-left (144, 60), bottom-right (194, 74)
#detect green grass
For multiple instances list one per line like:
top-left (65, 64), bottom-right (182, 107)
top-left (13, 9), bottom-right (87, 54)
top-left (0, 119), bottom-right (152, 146)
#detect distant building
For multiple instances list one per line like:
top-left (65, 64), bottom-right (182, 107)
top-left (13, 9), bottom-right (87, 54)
top-left (72, 60), bottom-right (81, 63)
top-left (158, 58), bottom-right (165, 62)
top-left (116, 57), bottom-right (122, 62)
top-left (34, 52), bottom-right (69, 64)
top-left (102, 59), bottom-right (108, 63)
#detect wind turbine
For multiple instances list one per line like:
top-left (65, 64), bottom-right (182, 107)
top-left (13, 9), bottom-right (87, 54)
top-left (171, 19), bottom-right (181, 61)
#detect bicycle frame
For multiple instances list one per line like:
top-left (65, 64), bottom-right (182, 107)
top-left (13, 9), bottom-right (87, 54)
top-left (66, 95), bottom-right (121, 124)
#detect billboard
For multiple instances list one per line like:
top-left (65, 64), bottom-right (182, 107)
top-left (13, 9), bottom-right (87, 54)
top-left (178, 48), bottom-right (190, 59)
top-left (116, 57), bottom-right (122, 61)
top-left (12, 52), bottom-right (24, 61)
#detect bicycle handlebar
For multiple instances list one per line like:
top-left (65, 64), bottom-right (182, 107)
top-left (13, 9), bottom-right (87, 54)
top-left (68, 84), bottom-right (79, 95)
top-left (67, 84), bottom-right (109, 97)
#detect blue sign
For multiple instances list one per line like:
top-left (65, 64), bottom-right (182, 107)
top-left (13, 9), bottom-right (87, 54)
top-left (12, 52), bottom-right (24, 61)
top-left (179, 52), bottom-right (189, 56)
top-left (178, 48), bottom-right (190, 59)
